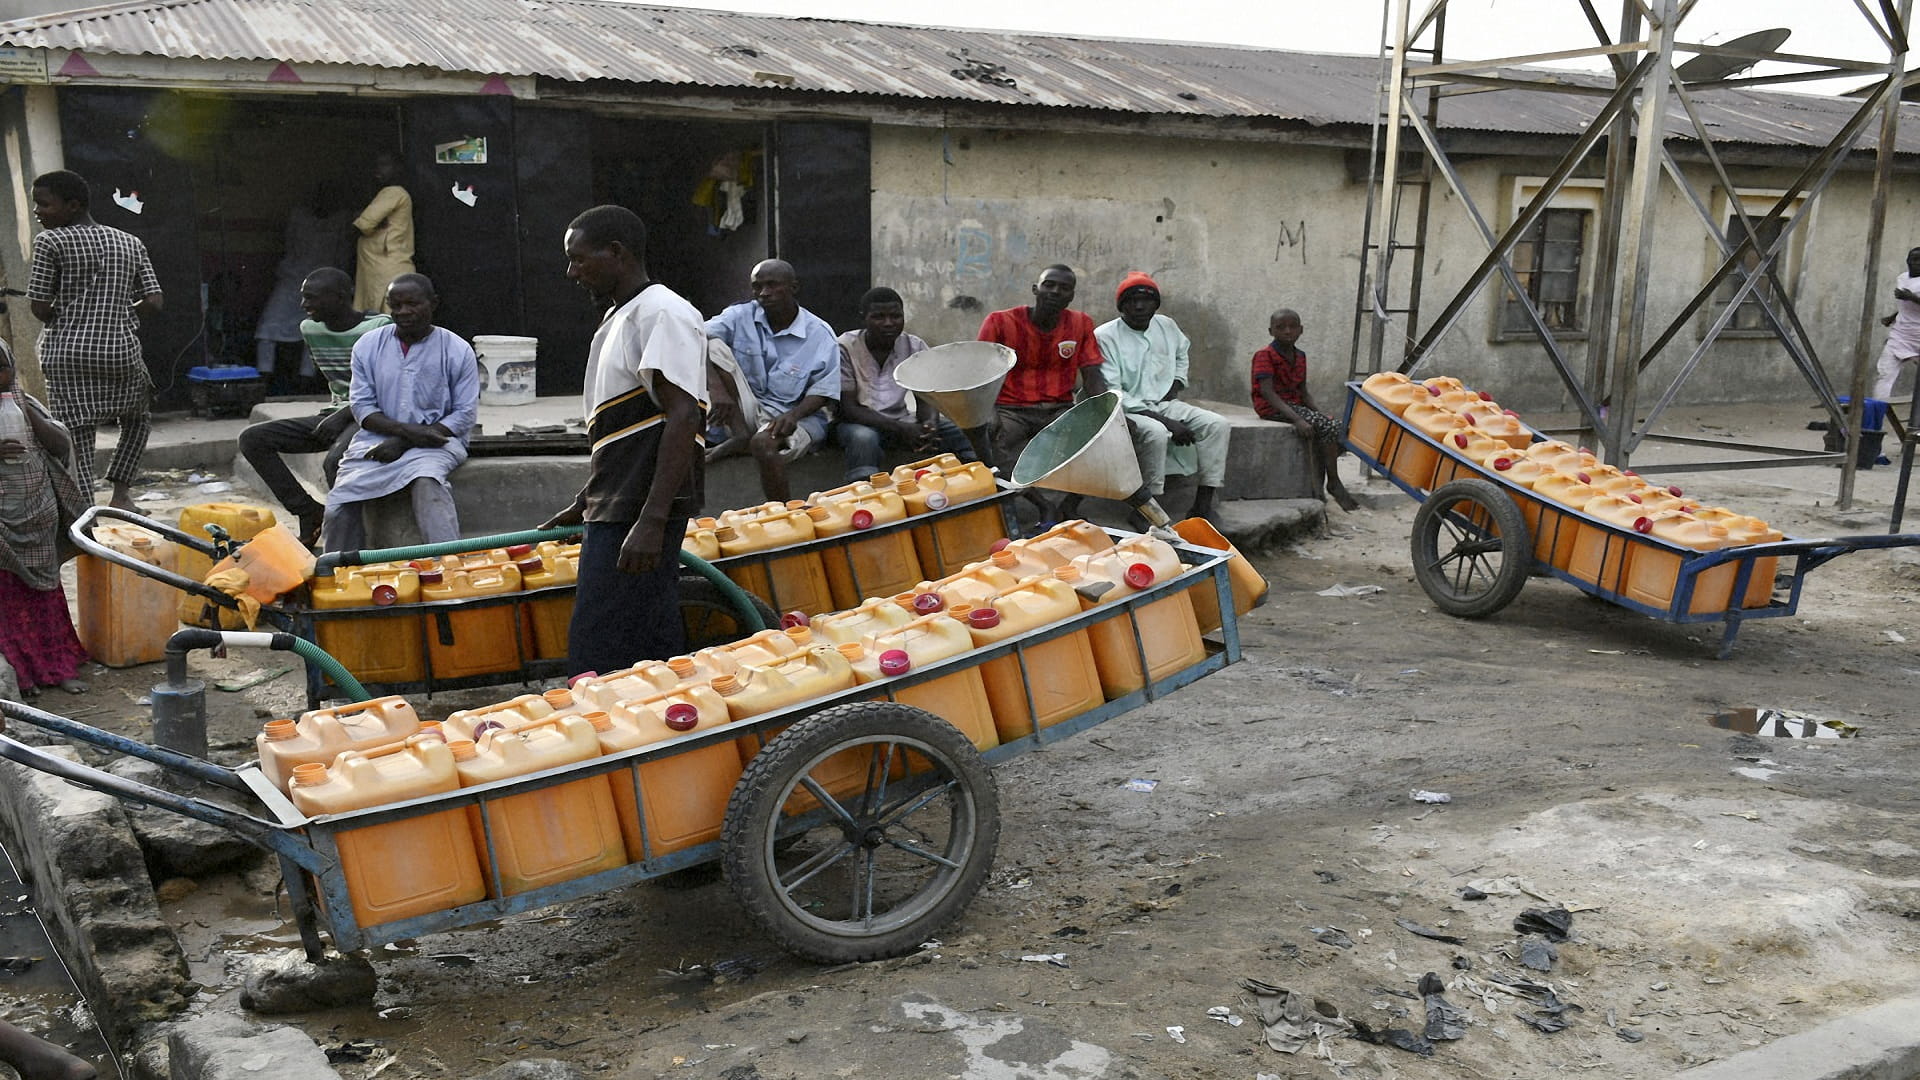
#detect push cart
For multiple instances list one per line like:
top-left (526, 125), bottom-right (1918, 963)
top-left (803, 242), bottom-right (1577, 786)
top-left (0, 530), bottom-right (1242, 963)
top-left (1342, 382), bottom-right (1920, 657)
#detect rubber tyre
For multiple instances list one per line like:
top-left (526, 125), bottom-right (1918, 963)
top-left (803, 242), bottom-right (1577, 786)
top-left (722, 701), bottom-right (1000, 963)
top-left (1411, 477), bottom-right (1531, 619)
top-left (678, 573), bottom-right (777, 652)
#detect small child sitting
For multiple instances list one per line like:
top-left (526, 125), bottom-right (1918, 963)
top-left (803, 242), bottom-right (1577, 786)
top-left (1249, 308), bottom-right (1358, 511)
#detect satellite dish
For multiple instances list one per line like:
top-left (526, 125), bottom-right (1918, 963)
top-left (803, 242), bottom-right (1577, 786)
top-left (1676, 28), bottom-right (1792, 84)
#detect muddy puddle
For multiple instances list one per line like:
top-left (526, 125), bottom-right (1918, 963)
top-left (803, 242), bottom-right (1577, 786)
top-left (0, 840), bottom-right (118, 1075)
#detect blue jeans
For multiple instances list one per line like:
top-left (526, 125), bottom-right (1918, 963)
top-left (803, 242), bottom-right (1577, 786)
top-left (833, 416), bottom-right (976, 481)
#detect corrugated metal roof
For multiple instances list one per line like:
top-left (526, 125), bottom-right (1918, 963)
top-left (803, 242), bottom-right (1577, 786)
top-left (5, 0), bottom-right (1920, 152)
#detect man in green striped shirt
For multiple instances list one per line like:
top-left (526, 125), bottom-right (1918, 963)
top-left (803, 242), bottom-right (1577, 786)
top-left (237, 267), bottom-right (390, 546)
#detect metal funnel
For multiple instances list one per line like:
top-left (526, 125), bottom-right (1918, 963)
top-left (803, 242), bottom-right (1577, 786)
top-left (1010, 392), bottom-right (1143, 499)
top-left (893, 341), bottom-right (1016, 430)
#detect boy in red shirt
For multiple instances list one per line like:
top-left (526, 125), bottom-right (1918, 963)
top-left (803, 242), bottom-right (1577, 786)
top-left (1251, 308), bottom-right (1358, 511)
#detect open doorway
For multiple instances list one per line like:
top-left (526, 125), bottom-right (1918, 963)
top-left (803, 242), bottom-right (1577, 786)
top-left (592, 116), bottom-right (770, 320)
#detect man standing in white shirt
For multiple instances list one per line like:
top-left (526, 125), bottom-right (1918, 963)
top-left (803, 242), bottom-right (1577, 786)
top-left (1874, 246), bottom-right (1920, 401)
top-left (542, 205), bottom-right (708, 676)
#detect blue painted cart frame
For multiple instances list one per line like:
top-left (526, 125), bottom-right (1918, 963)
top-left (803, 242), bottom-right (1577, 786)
top-left (1341, 381), bottom-right (1920, 657)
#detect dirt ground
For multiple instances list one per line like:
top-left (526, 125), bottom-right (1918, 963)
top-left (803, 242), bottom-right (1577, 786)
top-left (20, 407), bottom-right (1920, 1079)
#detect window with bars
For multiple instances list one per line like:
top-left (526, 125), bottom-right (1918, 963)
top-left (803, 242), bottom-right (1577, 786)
top-left (1713, 214), bottom-right (1790, 332)
top-left (1501, 207), bottom-right (1588, 336)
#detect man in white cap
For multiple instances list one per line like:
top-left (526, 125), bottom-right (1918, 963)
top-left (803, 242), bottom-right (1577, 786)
top-left (1093, 272), bottom-right (1230, 522)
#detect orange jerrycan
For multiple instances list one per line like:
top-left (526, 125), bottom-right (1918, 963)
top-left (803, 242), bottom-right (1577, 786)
top-left (1529, 472), bottom-right (1602, 569)
top-left (921, 562), bottom-right (1023, 614)
top-left (256, 695), bottom-right (422, 793)
top-left (681, 524), bottom-right (722, 562)
top-left (1171, 517), bottom-right (1269, 635)
top-left (443, 693), bottom-right (554, 743)
top-left (76, 521), bottom-right (178, 667)
top-left (811, 596), bottom-right (916, 646)
top-left (1467, 408), bottom-right (1532, 450)
top-left (1523, 440), bottom-right (1599, 474)
top-left (288, 736), bottom-right (485, 925)
top-left (715, 511), bottom-right (835, 616)
top-left (1431, 427), bottom-right (1509, 488)
top-left (1066, 537), bottom-right (1207, 700)
top-left (206, 523), bottom-right (314, 606)
top-left (418, 563), bottom-right (524, 680)
top-left (310, 566), bottom-right (425, 685)
top-left (516, 550), bottom-right (578, 662)
top-left (690, 625), bottom-right (812, 680)
top-left (1624, 512), bottom-right (1736, 615)
top-left (572, 661), bottom-right (686, 711)
top-left (1012, 520), bottom-right (1111, 567)
top-left (715, 646), bottom-right (857, 766)
top-left (1484, 452), bottom-right (1553, 542)
top-left (1693, 508), bottom-right (1784, 608)
top-left (1566, 494), bottom-right (1648, 593)
top-left (451, 715), bottom-right (627, 897)
top-left (599, 685), bottom-right (743, 858)
top-left (177, 502), bottom-right (276, 627)
top-left (843, 613), bottom-right (997, 751)
top-left (807, 487), bottom-right (923, 608)
top-left (716, 501), bottom-right (788, 526)
top-left (1395, 402), bottom-right (1468, 493)
top-left (895, 460), bottom-right (1006, 578)
top-left (962, 576), bottom-right (1103, 744)
top-left (1352, 372), bottom-right (1430, 463)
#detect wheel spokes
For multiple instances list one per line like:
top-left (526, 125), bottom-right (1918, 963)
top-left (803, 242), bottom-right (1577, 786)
top-left (780, 838), bottom-right (858, 894)
top-left (883, 835), bottom-right (962, 869)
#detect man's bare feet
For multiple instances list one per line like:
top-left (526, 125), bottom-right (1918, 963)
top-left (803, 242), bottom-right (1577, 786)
top-left (704, 435), bottom-right (749, 465)
top-left (0, 1020), bottom-right (98, 1080)
top-left (1328, 486), bottom-right (1361, 513)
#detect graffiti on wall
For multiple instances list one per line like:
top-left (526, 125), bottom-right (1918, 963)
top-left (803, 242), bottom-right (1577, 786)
top-left (1274, 220), bottom-right (1308, 264)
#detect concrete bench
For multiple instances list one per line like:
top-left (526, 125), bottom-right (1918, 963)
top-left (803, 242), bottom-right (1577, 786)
top-left (232, 396), bottom-right (1319, 547)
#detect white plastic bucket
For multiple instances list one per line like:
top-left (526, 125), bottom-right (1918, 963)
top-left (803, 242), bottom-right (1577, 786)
top-left (473, 335), bottom-right (538, 406)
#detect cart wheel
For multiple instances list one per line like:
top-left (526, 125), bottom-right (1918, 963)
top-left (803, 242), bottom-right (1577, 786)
top-left (722, 701), bottom-right (1000, 963)
top-left (1412, 477), bottom-right (1531, 619)
top-left (679, 574), bottom-right (777, 652)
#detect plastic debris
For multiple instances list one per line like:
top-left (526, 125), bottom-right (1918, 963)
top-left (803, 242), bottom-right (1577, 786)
top-left (1240, 978), bottom-right (1353, 1054)
top-left (1419, 972), bottom-right (1467, 1042)
top-left (1459, 886), bottom-right (1488, 901)
top-left (1886, 629), bottom-right (1908, 643)
top-left (1514, 907), bottom-right (1573, 942)
top-left (1316, 583), bottom-right (1384, 597)
top-left (1019, 953), bottom-right (1068, 967)
top-left (1312, 927), bottom-right (1355, 949)
top-left (1351, 1017), bottom-right (1433, 1056)
top-left (197, 480), bottom-right (234, 494)
top-left (133, 490), bottom-right (168, 503)
top-left (1411, 790), bottom-right (1452, 804)
top-left (1165, 1025), bottom-right (1186, 1044)
top-left (1708, 707), bottom-right (1858, 738)
top-left (1616, 1027), bottom-right (1644, 1043)
top-left (1395, 918), bottom-right (1465, 946)
top-left (1123, 778), bottom-right (1158, 792)
top-left (1519, 936), bottom-right (1557, 972)
top-left (1206, 1005), bottom-right (1244, 1027)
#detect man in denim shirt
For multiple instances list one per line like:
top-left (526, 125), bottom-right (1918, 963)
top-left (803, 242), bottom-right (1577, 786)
top-left (704, 259), bottom-right (840, 501)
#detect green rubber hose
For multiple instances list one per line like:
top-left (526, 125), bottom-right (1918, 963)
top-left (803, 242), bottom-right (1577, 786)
top-left (313, 527), bottom-right (585, 574)
top-left (677, 549), bottom-right (767, 633)
top-left (287, 635), bottom-right (370, 700)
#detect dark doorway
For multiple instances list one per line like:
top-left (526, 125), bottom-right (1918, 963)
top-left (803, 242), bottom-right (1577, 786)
top-left (592, 116), bottom-right (770, 322)
top-left (772, 120), bottom-right (871, 336)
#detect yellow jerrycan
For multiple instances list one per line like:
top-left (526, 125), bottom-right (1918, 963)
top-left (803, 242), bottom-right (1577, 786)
top-left (177, 502), bottom-right (275, 627)
top-left (893, 459), bottom-right (1006, 578)
top-left (599, 685), bottom-right (743, 858)
top-left (1624, 512), bottom-right (1736, 616)
top-left (310, 565), bottom-right (425, 685)
top-left (288, 736), bottom-right (486, 925)
top-left (256, 695), bottom-right (422, 793)
top-left (1351, 371), bottom-right (1430, 463)
top-left (810, 596), bottom-right (916, 646)
top-left (1169, 517), bottom-right (1269, 635)
top-left (1065, 537), bottom-right (1206, 700)
top-left (961, 575), bottom-right (1103, 744)
top-left (450, 715), bottom-right (626, 897)
top-left (806, 487), bottom-right (923, 608)
top-left (715, 511), bottom-right (836, 616)
top-left (842, 613), bottom-right (996, 752)
top-left (712, 647), bottom-right (857, 766)
top-left (571, 662), bottom-right (688, 711)
top-left (418, 563), bottom-right (525, 680)
top-left (76, 521), bottom-right (177, 667)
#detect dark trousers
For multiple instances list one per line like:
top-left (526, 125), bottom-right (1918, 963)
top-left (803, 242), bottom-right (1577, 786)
top-left (832, 416), bottom-right (976, 481)
top-left (567, 517), bottom-right (689, 678)
top-left (236, 410), bottom-right (356, 521)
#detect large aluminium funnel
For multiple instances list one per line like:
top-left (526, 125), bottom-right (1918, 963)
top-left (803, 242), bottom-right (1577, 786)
top-left (892, 341), bottom-right (1015, 430)
top-left (1010, 392), bottom-right (1142, 499)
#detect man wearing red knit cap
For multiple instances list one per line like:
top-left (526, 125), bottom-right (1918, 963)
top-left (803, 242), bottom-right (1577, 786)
top-left (978, 264), bottom-right (1109, 521)
top-left (1094, 272), bottom-right (1230, 522)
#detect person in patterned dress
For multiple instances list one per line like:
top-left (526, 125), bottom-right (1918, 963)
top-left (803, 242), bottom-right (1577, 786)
top-left (1250, 308), bottom-right (1358, 511)
top-left (26, 169), bottom-right (163, 511)
top-left (0, 340), bottom-right (91, 697)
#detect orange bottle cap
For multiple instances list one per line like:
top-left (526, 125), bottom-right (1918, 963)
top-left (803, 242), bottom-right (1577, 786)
top-left (786, 499), bottom-right (808, 511)
top-left (710, 673), bottom-right (741, 695)
top-left (1054, 564), bottom-right (1083, 582)
top-left (290, 762), bottom-right (329, 785)
top-left (895, 479), bottom-right (920, 495)
top-left (448, 739), bottom-right (478, 761)
top-left (543, 688), bottom-right (574, 708)
top-left (806, 506), bottom-right (830, 522)
top-left (583, 710), bottom-right (613, 733)
top-left (262, 719), bottom-right (298, 740)
top-left (868, 473), bottom-right (892, 486)
top-left (835, 642), bottom-right (865, 662)
top-left (713, 526), bottom-right (738, 542)
top-left (667, 656), bottom-right (696, 677)
top-left (783, 624), bottom-right (813, 645)
top-left (991, 550), bottom-right (1019, 569)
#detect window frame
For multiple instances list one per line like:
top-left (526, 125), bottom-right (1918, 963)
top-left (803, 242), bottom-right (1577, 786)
top-left (1492, 178), bottom-right (1604, 343)
top-left (1704, 187), bottom-right (1811, 340)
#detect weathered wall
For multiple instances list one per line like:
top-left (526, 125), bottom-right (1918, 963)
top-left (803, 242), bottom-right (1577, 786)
top-left (872, 122), bottom-right (1920, 415)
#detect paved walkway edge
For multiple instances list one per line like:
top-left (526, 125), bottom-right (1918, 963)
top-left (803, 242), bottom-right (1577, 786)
top-left (1672, 995), bottom-right (1920, 1080)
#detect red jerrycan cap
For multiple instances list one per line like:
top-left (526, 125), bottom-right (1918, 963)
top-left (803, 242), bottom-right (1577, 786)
top-left (1667, 485), bottom-right (1684, 497)
top-left (663, 703), bottom-right (700, 732)
top-left (1575, 472), bottom-right (1591, 485)
top-left (989, 537), bottom-right (1012, 553)
top-left (1633, 516), bottom-right (1653, 534)
top-left (925, 491), bottom-right (950, 510)
top-left (911, 592), bottom-right (945, 614)
top-left (878, 649), bottom-right (912, 676)
top-left (417, 568), bottom-right (445, 585)
top-left (1453, 433), bottom-right (1469, 449)
top-left (471, 719), bottom-right (507, 741)
top-left (506, 543), bottom-right (535, 558)
top-left (1426, 384), bottom-right (1441, 395)
top-left (1491, 457), bottom-right (1514, 471)
top-left (1124, 562), bottom-right (1157, 589)
top-left (968, 608), bottom-right (1002, 630)
top-left (1478, 390), bottom-right (1495, 401)
top-left (568, 670), bottom-right (598, 687)
top-left (371, 583), bottom-right (399, 606)
top-left (780, 610), bottom-right (811, 629)
top-left (1627, 493), bottom-right (1643, 504)
top-left (914, 468), bottom-right (935, 480)
top-left (851, 508), bottom-right (875, 530)
top-left (1461, 413), bottom-right (1477, 427)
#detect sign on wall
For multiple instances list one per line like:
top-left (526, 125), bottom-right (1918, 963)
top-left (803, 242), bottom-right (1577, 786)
top-left (0, 47), bottom-right (49, 84)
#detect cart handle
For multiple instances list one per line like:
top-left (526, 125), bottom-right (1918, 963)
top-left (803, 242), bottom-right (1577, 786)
top-left (0, 699), bottom-right (283, 848)
top-left (68, 504), bottom-right (238, 606)
top-left (314, 525), bottom-right (586, 574)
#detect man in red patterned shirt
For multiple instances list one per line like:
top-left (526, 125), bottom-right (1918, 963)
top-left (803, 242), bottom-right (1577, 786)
top-left (978, 266), bottom-right (1109, 519)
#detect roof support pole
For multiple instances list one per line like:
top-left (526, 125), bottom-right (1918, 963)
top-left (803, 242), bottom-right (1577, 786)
top-left (1839, 0), bottom-right (1911, 510)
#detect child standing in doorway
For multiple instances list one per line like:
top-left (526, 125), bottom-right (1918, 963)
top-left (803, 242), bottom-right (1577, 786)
top-left (1250, 308), bottom-right (1359, 511)
top-left (0, 341), bottom-right (91, 696)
